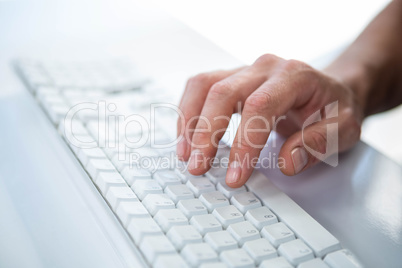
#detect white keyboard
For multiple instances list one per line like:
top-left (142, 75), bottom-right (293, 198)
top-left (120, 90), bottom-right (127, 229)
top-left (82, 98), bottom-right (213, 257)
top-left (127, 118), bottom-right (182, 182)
top-left (15, 59), bottom-right (363, 268)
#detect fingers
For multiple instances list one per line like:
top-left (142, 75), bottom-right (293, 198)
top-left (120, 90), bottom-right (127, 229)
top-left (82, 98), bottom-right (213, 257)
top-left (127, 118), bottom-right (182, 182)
top-left (225, 59), bottom-right (320, 187)
top-left (176, 68), bottom-right (244, 161)
top-left (180, 55), bottom-right (340, 187)
top-left (279, 105), bottom-right (361, 175)
top-left (187, 66), bottom-right (271, 174)
top-left (225, 77), bottom-right (299, 187)
top-left (178, 53), bottom-right (362, 186)
top-left (186, 54), bottom-right (288, 174)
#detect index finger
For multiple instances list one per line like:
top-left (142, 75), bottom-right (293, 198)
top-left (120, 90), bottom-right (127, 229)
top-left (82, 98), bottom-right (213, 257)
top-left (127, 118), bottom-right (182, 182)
top-left (226, 60), bottom-right (318, 187)
top-left (176, 68), bottom-right (244, 161)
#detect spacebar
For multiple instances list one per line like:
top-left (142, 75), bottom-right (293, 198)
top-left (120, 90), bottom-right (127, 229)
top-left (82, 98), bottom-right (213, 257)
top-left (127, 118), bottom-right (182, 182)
top-left (246, 170), bottom-right (341, 257)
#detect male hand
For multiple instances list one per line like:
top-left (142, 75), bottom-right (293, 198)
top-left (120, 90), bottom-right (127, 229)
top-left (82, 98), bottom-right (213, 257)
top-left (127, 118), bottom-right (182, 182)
top-left (176, 54), bottom-right (363, 187)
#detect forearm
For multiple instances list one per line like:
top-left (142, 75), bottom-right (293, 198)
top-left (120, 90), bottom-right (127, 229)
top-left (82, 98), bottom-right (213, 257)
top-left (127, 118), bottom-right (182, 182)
top-left (324, 0), bottom-right (402, 117)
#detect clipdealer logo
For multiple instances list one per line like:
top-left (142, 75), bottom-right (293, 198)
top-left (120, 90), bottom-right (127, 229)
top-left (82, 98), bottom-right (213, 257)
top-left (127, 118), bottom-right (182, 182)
top-left (302, 101), bottom-right (339, 167)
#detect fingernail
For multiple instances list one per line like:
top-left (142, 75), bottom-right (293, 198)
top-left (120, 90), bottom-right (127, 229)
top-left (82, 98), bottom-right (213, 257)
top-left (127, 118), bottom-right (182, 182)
top-left (291, 147), bottom-right (308, 174)
top-left (188, 149), bottom-right (204, 171)
top-left (226, 161), bottom-right (241, 184)
top-left (176, 136), bottom-right (187, 159)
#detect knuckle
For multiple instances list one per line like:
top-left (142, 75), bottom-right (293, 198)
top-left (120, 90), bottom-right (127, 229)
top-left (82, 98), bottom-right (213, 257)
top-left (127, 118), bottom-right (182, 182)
top-left (283, 59), bottom-right (308, 71)
top-left (253, 53), bottom-right (280, 66)
top-left (309, 128), bottom-right (328, 155)
top-left (236, 138), bottom-right (256, 152)
top-left (342, 108), bottom-right (362, 141)
top-left (189, 72), bottom-right (210, 84)
top-left (192, 131), bottom-right (210, 142)
top-left (191, 131), bottom-right (211, 148)
top-left (209, 80), bottom-right (233, 100)
top-left (244, 92), bottom-right (272, 113)
top-left (187, 73), bottom-right (211, 91)
top-left (183, 114), bottom-right (195, 126)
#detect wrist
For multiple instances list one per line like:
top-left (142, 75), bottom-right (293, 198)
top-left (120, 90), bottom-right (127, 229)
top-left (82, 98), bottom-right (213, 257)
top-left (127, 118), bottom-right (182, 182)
top-left (323, 59), bottom-right (374, 118)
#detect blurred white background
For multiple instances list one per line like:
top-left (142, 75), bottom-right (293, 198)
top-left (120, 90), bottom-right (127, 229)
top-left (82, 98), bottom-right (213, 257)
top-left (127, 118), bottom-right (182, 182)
top-left (149, 0), bottom-right (389, 64)
top-left (148, 0), bottom-right (402, 165)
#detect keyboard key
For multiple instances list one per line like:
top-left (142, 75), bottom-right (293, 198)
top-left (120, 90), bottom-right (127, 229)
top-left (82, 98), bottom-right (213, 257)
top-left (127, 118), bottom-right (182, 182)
top-left (181, 243), bottom-right (219, 267)
top-left (20, 64), bottom-right (51, 87)
top-left (39, 93), bottom-right (65, 108)
top-left (132, 180), bottom-right (163, 200)
top-left (190, 214), bottom-right (222, 236)
top-left (105, 186), bottom-right (138, 210)
top-left (77, 147), bottom-right (107, 166)
top-left (154, 254), bottom-right (189, 268)
top-left (206, 166), bottom-right (227, 184)
top-left (220, 248), bottom-right (254, 268)
top-left (86, 120), bottom-right (108, 139)
top-left (199, 191), bottom-right (229, 212)
top-left (244, 206), bottom-right (278, 230)
top-left (260, 257), bottom-right (293, 268)
top-left (66, 133), bottom-right (97, 153)
top-left (186, 178), bottom-right (216, 197)
top-left (58, 119), bottom-right (88, 137)
top-left (199, 263), bottom-right (227, 268)
top-left (111, 153), bottom-right (131, 172)
top-left (154, 209), bottom-right (188, 232)
top-left (127, 218), bottom-right (163, 244)
top-left (36, 87), bottom-right (59, 101)
top-left (121, 166), bottom-right (152, 185)
top-left (140, 235), bottom-right (176, 264)
top-left (116, 201), bottom-right (150, 227)
top-left (246, 171), bottom-right (341, 257)
top-left (167, 225), bottom-right (203, 250)
top-left (227, 221), bottom-right (260, 246)
top-left (86, 158), bottom-right (116, 179)
top-left (96, 172), bottom-right (127, 194)
top-left (278, 239), bottom-right (314, 266)
top-left (77, 108), bottom-right (101, 123)
top-left (142, 194), bottom-right (175, 216)
top-left (46, 104), bottom-right (70, 124)
top-left (212, 205), bottom-right (244, 228)
top-left (66, 94), bottom-right (100, 107)
top-left (165, 184), bottom-right (195, 203)
top-left (204, 230), bottom-right (238, 253)
top-left (103, 143), bottom-right (127, 158)
top-left (133, 147), bottom-right (160, 161)
top-left (243, 238), bottom-right (277, 265)
top-left (261, 222), bottom-right (295, 247)
top-left (213, 146), bottom-right (231, 161)
top-left (177, 199), bottom-right (208, 218)
top-left (153, 146), bottom-right (175, 157)
top-left (154, 170), bottom-right (182, 188)
top-left (324, 249), bottom-right (362, 268)
top-left (216, 182), bottom-right (246, 198)
top-left (298, 258), bottom-right (330, 268)
top-left (230, 192), bottom-right (261, 214)
top-left (175, 168), bottom-right (204, 183)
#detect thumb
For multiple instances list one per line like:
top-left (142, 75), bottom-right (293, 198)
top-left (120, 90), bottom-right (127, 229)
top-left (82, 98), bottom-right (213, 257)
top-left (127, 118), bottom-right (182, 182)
top-left (279, 118), bottom-right (340, 176)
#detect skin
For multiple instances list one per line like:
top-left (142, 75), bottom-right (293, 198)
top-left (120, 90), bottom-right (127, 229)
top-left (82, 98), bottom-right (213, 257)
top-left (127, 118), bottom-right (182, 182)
top-left (176, 0), bottom-right (402, 188)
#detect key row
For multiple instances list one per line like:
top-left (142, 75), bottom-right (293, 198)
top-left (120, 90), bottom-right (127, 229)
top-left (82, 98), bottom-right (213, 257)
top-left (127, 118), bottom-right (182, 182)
top-left (105, 182), bottom-right (277, 230)
top-left (137, 226), bottom-right (316, 268)
top-left (19, 60), bottom-right (149, 93)
top-left (144, 234), bottom-right (353, 268)
top-left (70, 141), bottom-right (265, 219)
top-left (86, 160), bottom-right (257, 210)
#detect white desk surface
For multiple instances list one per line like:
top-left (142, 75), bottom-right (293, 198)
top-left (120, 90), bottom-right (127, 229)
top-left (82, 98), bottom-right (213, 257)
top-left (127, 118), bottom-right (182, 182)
top-left (0, 1), bottom-right (401, 267)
